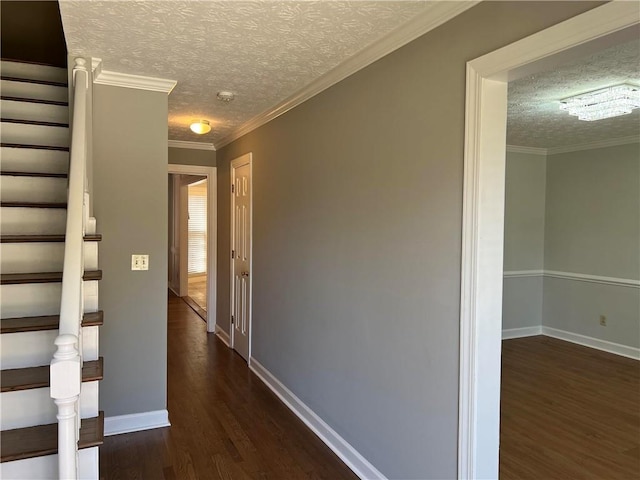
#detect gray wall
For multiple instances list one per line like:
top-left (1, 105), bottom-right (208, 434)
top-left (215, 3), bottom-right (602, 478)
top-left (502, 151), bottom-right (547, 330)
top-left (168, 146), bottom-right (216, 166)
top-left (503, 151), bottom-right (547, 271)
top-left (93, 85), bottom-right (168, 416)
top-left (502, 143), bottom-right (640, 347)
top-left (543, 143), bottom-right (640, 347)
top-left (544, 143), bottom-right (639, 279)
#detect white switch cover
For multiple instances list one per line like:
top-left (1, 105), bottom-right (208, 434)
top-left (131, 254), bottom-right (149, 271)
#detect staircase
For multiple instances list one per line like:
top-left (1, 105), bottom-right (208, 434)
top-left (0, 60), bottom-right (103, 479)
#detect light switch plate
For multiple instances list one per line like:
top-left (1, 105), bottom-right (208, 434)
top-left (131, 254), bottom-right (149, 271)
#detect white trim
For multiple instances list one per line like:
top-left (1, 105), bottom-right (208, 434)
top-left (541, 327), bottom-right (640, 360)
top-left (249, 358), bottom-right (387, 480)
top-left (168, 140), bottom-right (216, 151)
top-left (503, 270), bottom-right (640, 288)
top-left (215, 325), bottom-right (231, 347)
top-left (547, 135), bottom-right (639, 155)
top-left (506, 145), bottom-right (547, 155)
top-left (230, 153), bottom-right (253, 361)
top-left (507, 136), bottom-right (640, 156)
top-left (501, 327), bottom-right (640, 360)
top-left (104, 410), bottom-right (170, 436)
top-left (502, 326), bottom-right (543, 339)
top-left (544, 270), bottom-right (640, 288)
top-left (503, 270), bottom-right (544, 278)
top-left (215, 1), bottom-right (478, 148)
top-left (459, 3), bottom-right (640, 479)
top-left (92, 59), bottom-right (176, 94)
top-left (168, 164), bottom-right (218, 333)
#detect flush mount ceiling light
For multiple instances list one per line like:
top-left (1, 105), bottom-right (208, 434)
top-left (189, 119), bottom-right (211, 135)
top-left (559, 84), bottom-right (640, 121)
top-left (217, 91), bottom-right (235, 102)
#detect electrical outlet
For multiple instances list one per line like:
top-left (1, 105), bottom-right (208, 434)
top-left (599, 315), bottom-right (607, 326)
top-left (131, 254), bottom-right (149, 271)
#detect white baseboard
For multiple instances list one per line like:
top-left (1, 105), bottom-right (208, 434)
top-left (215, 325), bottom-right (230, 347)
top-left (248, 358), bottom-right (386, 480)
top-left (541, 327), bottom-right (640, 361)
top-left (104, 409), bottom-right (170, 436)
top-left (502, 326), bottom-right (542, 339)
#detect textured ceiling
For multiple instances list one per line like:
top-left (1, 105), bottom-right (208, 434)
top-left (507, 40), bottom-right (640, 149)
top-left (59, 0), bottom-right (429, 146)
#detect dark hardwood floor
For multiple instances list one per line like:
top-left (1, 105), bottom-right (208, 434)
top-left (100, 294), bottom-right (358, 480)
top-left (500, 335), bottom-right (640, 480)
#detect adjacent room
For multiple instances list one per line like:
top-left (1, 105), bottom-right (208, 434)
top-left (500, 39), bottom-right (640, 478)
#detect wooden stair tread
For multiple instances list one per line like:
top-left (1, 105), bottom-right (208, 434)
top-left (0, 270), bottom-right (102, 285)
top-left (0, 76), bottom-right (67, 88)
top-left (0, 234), bottom-right (101, 243)
top-left (0, 171), bottom-right (67, 178)
top-left (0, 412), bottom-right (104, 463)
top-left (0, 95), bottom-right (68, 107)
top-left (1, 118), bottom-right (69, 128)
top-left (0, 201), bottom-right (67, 209)
top-left (1, 358), bottom-right (103, 392)
top-left (1, 311), bottom-right (104, 334)
top-left (0, 143), bottom-right (69, 152)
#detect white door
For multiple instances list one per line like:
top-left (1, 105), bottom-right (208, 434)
top-left (231, 154), bottom-right (252, 361)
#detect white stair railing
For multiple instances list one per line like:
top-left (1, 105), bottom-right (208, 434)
top-left (50, 57), bottom-right (90, 480)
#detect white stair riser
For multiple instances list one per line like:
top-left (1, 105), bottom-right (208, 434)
top-left (0, 80), bottom-right (67, 103)
top-left (1, 122), bottom-right (69, 148)
top-left (1, 207), bottom-right (67, 235)
top-left (0, 242), bottom-right (98, 274)
top-left (0, 147), bottom-right (69, 174)
top-left (0, 281), bottom-right (99, 319)
top-left (1, 99), bottom-right (68, 124)
top-left (0, 176), bottom-right (67, 203)
top-left (1, 61), bottom-right (67, 84)
top-left (0, 381), bottom-right (98, 430)
top-left (0, 446), bottom-right (98, 480)
top-left (0, 325), bottom-right (99, 369)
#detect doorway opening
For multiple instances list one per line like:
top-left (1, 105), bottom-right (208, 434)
top-left (168, 164), bottom-right (217, 333)
top-left (186, 177), bottom-right (208, 317)
top-left (458, 3), bottom-right (639, 478)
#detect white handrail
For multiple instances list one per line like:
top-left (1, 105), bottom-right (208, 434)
top-left (50, 57), bottom-right (89, 480)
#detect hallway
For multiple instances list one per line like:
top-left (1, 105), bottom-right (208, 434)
top-left (100, 294), bottom-right (358, 479)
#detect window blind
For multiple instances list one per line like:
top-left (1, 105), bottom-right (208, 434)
top-left (188, 182), bottom-right (207, 275)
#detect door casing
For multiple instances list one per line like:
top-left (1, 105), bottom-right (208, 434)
top-left (458, 4), bottom-right (639, 479)
top-left (168, 164), bottom-right (218, 333)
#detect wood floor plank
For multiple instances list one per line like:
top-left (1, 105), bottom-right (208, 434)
top-left (500, 336), bottom-right (640, 480)
top-left (100, 294), bottom-right (358, 480)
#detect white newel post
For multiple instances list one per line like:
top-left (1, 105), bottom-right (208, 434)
top-left (50, 335), bottom-right (82, 479)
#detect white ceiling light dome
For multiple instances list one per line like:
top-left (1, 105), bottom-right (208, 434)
top-left (190, 119), bottom-right (211, 135)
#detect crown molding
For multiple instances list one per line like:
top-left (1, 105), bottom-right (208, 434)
top-left (546, 135), bottom-right (639, 155)
top-left (507, 136), bottom-right (640, 156)
top-left (215, 0), bottom-right (479, 148)
top-left (506, 145), bottom-right (548, 155)
top-left (91, 58), bottom-right (176, 94)
top-left (168, 140), bottom-right (216, 151)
